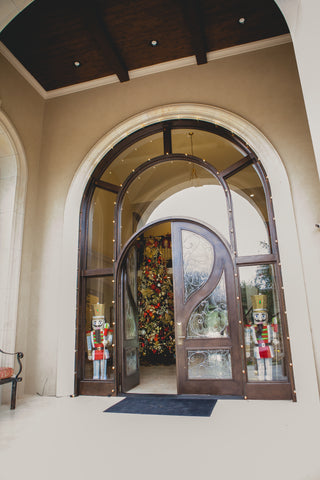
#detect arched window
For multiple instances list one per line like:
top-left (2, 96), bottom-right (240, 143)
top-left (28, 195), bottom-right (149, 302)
top-left (77, 120), bottom-right (295, 400)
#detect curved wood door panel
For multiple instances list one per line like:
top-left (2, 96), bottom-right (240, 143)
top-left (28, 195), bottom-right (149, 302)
top-left (172, 221), bottom-right (243, 396)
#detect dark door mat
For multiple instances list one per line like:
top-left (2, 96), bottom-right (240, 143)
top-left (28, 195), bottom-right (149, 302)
top-left (104, 395), bottom-right (217, 417)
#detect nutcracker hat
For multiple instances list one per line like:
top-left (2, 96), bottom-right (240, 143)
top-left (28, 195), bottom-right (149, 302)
top-left (92, 303), bottom-right (105, 316)
top-left (251, 294), bottom-right (268, 312)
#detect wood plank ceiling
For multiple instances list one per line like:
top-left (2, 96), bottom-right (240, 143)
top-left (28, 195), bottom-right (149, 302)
top-left (0, 0), bottom-right (289, 92)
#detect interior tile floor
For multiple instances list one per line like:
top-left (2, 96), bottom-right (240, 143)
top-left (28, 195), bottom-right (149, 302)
top-left (129, 364), bottom-right (177, 394)
top-left (0, 392), bottom-right (319, 480)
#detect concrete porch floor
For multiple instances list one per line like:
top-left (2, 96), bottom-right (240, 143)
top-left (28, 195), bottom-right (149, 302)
top-left (0, 393), bottom-right (319, 480)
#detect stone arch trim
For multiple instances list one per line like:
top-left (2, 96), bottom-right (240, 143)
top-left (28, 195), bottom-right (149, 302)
top-left (57, 103), bottom-right (307, 396)
top-left (0, 108), bottom-right (27, 366)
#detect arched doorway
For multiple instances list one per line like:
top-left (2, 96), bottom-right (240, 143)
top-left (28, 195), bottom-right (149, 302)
top-left (118, 219), bottom-right (242, 396)
top-left (75, 115), bottom-right (295, 400)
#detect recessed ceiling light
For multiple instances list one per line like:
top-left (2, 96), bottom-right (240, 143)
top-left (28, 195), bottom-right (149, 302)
top-left (74, 61), bottom-right (81, 67)
top-left (239, 17), bottom-right (246, 24)
top-left (149, 40), bottom-right (159, 47)
top-left (250, 193), bottom-right (255, 198)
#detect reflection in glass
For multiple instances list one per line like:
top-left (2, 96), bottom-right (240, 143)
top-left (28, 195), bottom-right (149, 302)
top-left (171, 129), bottom-right (243, 171)
top-left (84, 277), bottom-right (114, 380)
top-left (227, 165), bottom-right (271, 256)
top-left (87, 188), bottom-right (117, 269)
top-left (127, 247), bottom-right (137, 303)
top-left (121, 160), bottom-right (227, 247)
top-left (100, 132), bottom-right (163, 186)
top-left (124, 289), bottom-right (137, 340)
top-left (126, 349), bottom-right (138, 376)
top-left (182, 230), bottom-right (214, 301)
top-left (188, 350), bottom-right (232, 379)
top-left (239, 264), bottom-right (287, 382)
top-left (187, 272), bottom-right (229, 338)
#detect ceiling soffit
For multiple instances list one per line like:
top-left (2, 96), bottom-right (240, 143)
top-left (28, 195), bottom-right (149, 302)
top-left (0, 0), bottom-right (289, 92)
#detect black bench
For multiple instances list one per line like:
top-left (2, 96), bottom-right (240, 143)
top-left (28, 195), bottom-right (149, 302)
top-left (0, 348), bottom-right (24, 409)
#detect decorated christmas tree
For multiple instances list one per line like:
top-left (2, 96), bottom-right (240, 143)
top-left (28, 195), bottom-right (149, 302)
top-left (137, 234), bottom-right (175, 365)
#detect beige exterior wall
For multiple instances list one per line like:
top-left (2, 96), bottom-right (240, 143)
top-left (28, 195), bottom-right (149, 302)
top-left (276, 0), bottom-right (320, 178)
top-left (0, 41), bottom-right (319, 401)
top-left (0, 54), bottom-right (44, 399)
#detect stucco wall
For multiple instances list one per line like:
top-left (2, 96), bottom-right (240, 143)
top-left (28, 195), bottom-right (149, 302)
top-left (276, 0), bottom-right (320, 178)
top-left (0, 54), bottom-right (44, 398)
top-left (1, 41), bottom-right (319, 400)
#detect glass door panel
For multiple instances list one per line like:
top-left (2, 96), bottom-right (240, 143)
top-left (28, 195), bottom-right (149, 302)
top-left (124, 293), bottom-right (137, 340)
top-left (187, 272), bottom-right (229, 338)
top-left (188, 350), bottom-right (232, 380)
top-left (182, 229), bottom-right (214, 301)
top-left (121, 245), bottom-right (140, 391)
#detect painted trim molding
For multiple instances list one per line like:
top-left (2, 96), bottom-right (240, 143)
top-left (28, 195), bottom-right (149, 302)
top-left (56, 103), bottom-right (316, 400)
top-left (0, 34), bottom-right (291, 100)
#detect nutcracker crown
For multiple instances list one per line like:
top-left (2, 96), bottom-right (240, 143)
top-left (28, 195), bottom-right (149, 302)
top-left (251, 294), bottom-right (268, 312)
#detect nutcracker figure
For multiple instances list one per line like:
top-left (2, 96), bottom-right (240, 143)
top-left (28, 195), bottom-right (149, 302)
top-left (86, 303), bottom-right (113, 380)
top-left (245, 294), bottom-right (278, 381)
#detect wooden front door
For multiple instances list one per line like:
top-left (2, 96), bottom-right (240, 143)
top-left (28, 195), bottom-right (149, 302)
top-left (171, 221), bottom-right (243, 396)
top-left (121, 245), bottom-right (140, 392)
top-left (120, 220), bottom-right (243, 396)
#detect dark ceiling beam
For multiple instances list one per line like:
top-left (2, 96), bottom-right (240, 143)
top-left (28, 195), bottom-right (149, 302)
top-left (177, 0), bottom-right (208, 65)
top-left (78, 0), bottom-right (129, 82)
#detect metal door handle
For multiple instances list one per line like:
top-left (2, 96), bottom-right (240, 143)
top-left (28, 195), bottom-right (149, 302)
top-left (176, 322), bottom-right (185, 345)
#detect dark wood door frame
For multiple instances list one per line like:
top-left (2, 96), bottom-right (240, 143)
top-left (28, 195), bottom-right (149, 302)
top-left (76, 119), bottom-right (296, 400)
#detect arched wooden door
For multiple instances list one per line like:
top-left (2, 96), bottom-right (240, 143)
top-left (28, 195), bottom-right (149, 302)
top-left (120, 220), bottom-right (243, 396)
top-left (171, 221), bottom-right (243, 396)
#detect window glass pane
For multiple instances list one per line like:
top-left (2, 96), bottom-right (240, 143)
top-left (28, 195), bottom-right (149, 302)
top-left (226, 165), bottom-right (271, 256)
top-left (187, 272), bottom-right (229, 338)
top-left (121, 160), bottom-right (229, 247)
top-left (239, 264), bottom-right (287, 382)
top-left (87, 187), bottom-right (116, 269)
top-left (100, 132), bottom-right (163, 186)
top-left (182, 230), bottom-right (214, 301)
top-left (188, 350), bottom-right (232, 379)
top-left (85, 277), bottom-right (114, 381)
top-left (172, 129), bottom-right (244, 171)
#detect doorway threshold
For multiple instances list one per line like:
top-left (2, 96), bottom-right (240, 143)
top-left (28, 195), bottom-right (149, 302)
top-left (119, 392), bottom-right (243, 400)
